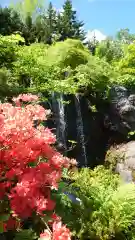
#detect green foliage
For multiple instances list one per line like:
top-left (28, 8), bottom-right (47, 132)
top-left (12, 42), bottom-right (49, 90)
top-left (12, 0), bottom-right (44, 21)
top-left (0, 34), bottom-right (26, 100)
top-left (71, 57), bottom-right (116, 95)
top-left (14, 229), bottom-right (37, 240)
top-left (11, 39), bottom-right (88, 93)
top-left (36, 2), bottom-right (58, 44)
top-left (119, 42), bottom-right (135, 74)
top-left (0, 34), bottom-right (25, 99)
top-left (12, 38), bottom-right (116, 96)
top-left (0, 6), bottom-right (23, 36)
top-left (56, 0), bottom-right (85, 41)
top-left (8, 0), bottom-right (85, 44)
top-left (116, 28), bottom-right (135, 44)
top-left (0, 34), bottom-right (24, 68)
top-left (0, 67), bottom-right (26, 101)
top-left (115, 42), bottom-right (135, 90)
top-left (56, 166), bottom-right (135, 240)
top-left (0, 214), bottom-right (10, 222)
top-left (96, 39), bottom-right (124, 63)
top-left (46, 39), bottom-right (90, 68)
top-left (0, 33), bottom-right (123, 98)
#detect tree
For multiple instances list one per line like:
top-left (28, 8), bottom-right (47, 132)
top-left (34, 2), bottom-right (57, 44)
top-left (116, 28), bottom-right (135, 44)
top-left (0, 6), bottom-right (23, 36)
top-left (22, 15), bottom-right (35, 44)
top-left (45, 2), bottom-right (57, 44)
top-left (11, 0), bottom-right (45, 44)
top-left (119, 42), bottom-right (135, 75)
top-left (12, 0), bottom-right (44, 21)
top-left (56, 0), bottom-right (85, 41)
top-left (95, 39), bottom-right (124, 63)
top-left (87, 35), bottom-right (99, 56)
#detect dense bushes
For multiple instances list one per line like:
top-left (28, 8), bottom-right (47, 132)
top-left (1, 34), bottom-right (134, 98)
top-left (0, 34), bottom-right (118, 97)
top-left (0, 34), bottom-right (24, 68)
top-left (56, 167), bottom-right (135, 240)
top-left (2, 33), bottom-right (135, 99)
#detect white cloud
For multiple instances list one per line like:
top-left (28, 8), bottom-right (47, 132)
top-left (84, 29), bottom-right (107, 42)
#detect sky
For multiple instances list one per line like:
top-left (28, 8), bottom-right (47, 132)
top-left (1, 0), bottom-right (135, 37)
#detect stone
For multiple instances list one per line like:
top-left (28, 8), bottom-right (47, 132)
top-left (108, 85), bottom-right (135, 134)
top-left (106, 141), bottom-right (135, 183)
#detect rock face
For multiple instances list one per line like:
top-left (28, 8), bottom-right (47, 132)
top-left (106, 141), bottom-right (135, 183)
top-left (42, 85), bottom-right (135, 168)
top-left (108, 85), bottom-right (135, 134)
top-left (42, 93), bottom-right (109, 167)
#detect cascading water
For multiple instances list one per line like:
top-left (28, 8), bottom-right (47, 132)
top-left (51, 92), bottom-right (66, 151)
top-left (75, 94), bottom-right (88, 166)
top-left (57, 94), bottom-right (67, 149)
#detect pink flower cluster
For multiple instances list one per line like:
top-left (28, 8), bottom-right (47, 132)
top-left (0, 94), bottom-right (71, 239)
top-left (40, 220), bottom-right (71, 240)
top-left (13, 94), bottom-right (39, 106)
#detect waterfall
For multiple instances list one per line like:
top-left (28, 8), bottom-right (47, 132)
top-left (57, 94), bottom-right (66, 148)
top-left (75, 94), bottom-right (87, 166)
top-left (52, 92), bottom-right (66, 151)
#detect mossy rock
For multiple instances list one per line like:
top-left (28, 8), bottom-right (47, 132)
top-left (105, 145), bottom-right (125, 171)
top-left (105, 141), bottom-right (135, 183)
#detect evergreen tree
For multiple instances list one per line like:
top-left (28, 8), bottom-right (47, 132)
top-left (116, 28), bottom-right (135, 44)
top-left (22, 14), bottom-right (35, 44)
top-left (0, 7), bottom-right (23, 35)
top-left (13, 0), bottom-right (44, 21)
top-left (56, 0), bottom-right (85, 41)
top-left (41, 2), bottom-right (57, 44)
top-left (12, 0), bottom-right (45, 44)
top-left (32, 2), bottom-right (57, 44)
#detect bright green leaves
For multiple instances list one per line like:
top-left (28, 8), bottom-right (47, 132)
top-left (0, 34), bottom-right (119, 97)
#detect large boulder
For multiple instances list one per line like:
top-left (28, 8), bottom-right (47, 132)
top-left (108, 85), bottom-right (135, 134)
top-left (105, 141), bottom-right (135, 183)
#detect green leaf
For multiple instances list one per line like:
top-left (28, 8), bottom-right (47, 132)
top-left (0, 222), bottom-right (4, 233)
top-left (58, 181), bottom-right (68, 192)
top-left (128, 131), bottom-right (135, 136)
top-left (28, 162), bottom-right (37, 167)
top-left (0, 214), bottom-right (10, 222)
top-left (14, 229), bottom-right (37, 240)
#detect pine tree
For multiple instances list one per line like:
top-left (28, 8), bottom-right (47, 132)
top-left (0, 7), bottom-right (23, 36)
top-left (12, 0), bottom-right (45, 44)
top-left (56, 0), bottom-right (85, 41)
top-left (42, 2), bottom-right (57, 44)
top-left (22, 15), bottom-right (35, 44)
top-left (30, 2), bottom-right (57, 44)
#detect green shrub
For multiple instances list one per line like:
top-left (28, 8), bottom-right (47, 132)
top-left (56, 166), bottom-right (135, 240)
top-left (46, 39), bottom-right (90, 69)
top-left (0, 34), bottom-right (24, 68)
top-left (0, 67), bottom-right (25, 100)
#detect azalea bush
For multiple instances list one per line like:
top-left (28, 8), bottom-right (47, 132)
top-left (0, 93), bottom-right (71, 240)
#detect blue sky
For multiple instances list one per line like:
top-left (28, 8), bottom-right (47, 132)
top-left (1, 0), bottom-right (135, 37)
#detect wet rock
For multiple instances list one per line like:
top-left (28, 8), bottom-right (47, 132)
top-left (108, 85), bottom-right (135, 134)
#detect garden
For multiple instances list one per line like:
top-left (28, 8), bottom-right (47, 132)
top-left (1, 0), bottom-right (135, 240)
